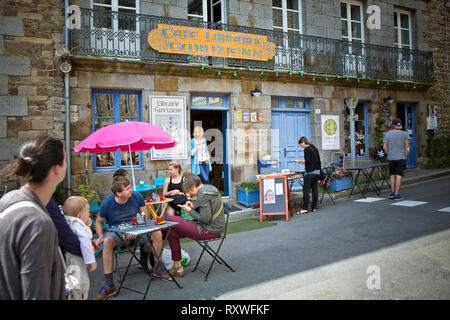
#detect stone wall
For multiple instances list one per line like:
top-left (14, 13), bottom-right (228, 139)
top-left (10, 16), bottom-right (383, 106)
top-left (0, 0), bottom-right (66, 188)
top-left (422, 0), bottom-right (450, 136)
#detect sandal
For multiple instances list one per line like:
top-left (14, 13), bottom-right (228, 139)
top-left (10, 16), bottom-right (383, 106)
top-left (296, 210), bottom-right (308, 215)
top-left (168, 265), bottom-right (185, 277)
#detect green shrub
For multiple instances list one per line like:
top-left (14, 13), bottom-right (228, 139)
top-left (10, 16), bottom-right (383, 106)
top-left (78, 184), bottom-right (101, 203)
top-left (425, 132), bottom-right (450, 169)
top-left (52, 183), bottom-right (66, 205)
top-left (237, 181), bottom-right (260, 193)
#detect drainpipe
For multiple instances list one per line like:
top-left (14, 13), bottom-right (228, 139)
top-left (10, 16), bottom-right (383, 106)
top-left (64, 0), bottom-right (72, 197)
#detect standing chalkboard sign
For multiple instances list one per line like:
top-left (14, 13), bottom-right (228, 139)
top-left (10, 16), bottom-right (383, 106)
top-left (331, 152), bottom-right (344, 168)
top-left (259, 175), bottom-right (290, 222)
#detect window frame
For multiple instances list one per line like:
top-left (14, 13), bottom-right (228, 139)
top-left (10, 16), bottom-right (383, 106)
top-left (271, 96), bottom-right (310, 112)
top-left (340, 0), bottom-right (364, 44)
top-left (272, 0), bottom-right (303, 34)
top-left (91, 89), bottom-right (143, 172)
top-left (394, 9), bottom-right (412, 49)
top-left (187, 0), bottom-right (226, 24)
top-left (190, 94), bottom-right (229, 110)
top-left (344, 102), bottom-right (368, 160)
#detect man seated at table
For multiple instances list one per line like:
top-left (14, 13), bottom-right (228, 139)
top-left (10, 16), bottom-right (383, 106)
top-left (93, 176), bottom-right (170, 300)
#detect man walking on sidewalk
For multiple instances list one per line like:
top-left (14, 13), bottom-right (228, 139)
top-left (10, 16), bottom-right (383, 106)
top-left (383, 118), bottom-right (409, 200)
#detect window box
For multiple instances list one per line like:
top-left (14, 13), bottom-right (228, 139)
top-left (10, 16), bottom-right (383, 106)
top-left (237, 182), bottom-right (260, 207)
top-left (329, 176), bottom-right (352, 191)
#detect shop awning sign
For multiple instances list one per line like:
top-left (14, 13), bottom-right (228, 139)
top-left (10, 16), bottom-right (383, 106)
top-left (148, 24), bottom-right (276, 61)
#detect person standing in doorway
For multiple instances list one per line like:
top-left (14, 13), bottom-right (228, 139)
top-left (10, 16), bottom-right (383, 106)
top-left (296, 136), bottom-right (322, 214)
top-left (383, 118), bottom-right (409, 200)
top-left (191, 126), bottom-right (212, 184)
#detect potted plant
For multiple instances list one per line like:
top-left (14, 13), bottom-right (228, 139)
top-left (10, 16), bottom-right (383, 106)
top-left (328, 167), bottom-right (353, 191)
top-left (236, 181), bottom-right (260, 207)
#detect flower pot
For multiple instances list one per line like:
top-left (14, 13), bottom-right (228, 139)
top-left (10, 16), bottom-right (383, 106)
top-left (237, 188), bottom-right (260, 207)
top-left (329, 176), bottom-right (352, 191)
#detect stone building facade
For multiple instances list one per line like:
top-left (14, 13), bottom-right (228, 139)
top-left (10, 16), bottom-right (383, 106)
top-left (0, 0), bottom-right (448, 200)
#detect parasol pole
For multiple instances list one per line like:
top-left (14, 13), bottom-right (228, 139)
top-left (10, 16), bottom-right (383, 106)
top-left (128, 144), bottom-right (136, 188)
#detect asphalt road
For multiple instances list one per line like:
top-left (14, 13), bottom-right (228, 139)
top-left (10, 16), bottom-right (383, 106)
top-left (88, 177), bottom-right (450, 300)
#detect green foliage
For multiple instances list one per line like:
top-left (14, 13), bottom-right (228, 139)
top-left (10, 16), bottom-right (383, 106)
top-left (425, 132), bottom-right (450, 169)
top-left (237, 181), bottom-right (260, 193)
top-left (374, 114), bottom-right (385, 150)
top-left (78, 184), bottom-right (101, 203)
top-left (52, 183), bottom-right (66, 205)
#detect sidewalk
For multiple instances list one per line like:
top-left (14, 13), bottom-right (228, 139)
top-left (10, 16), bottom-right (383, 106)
top-left (225, 167), bottom-right (450, 221)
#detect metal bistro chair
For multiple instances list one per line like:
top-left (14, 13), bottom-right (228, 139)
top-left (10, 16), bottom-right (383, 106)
top-left (154, 177), bottom-right (167, 193)
top-left (192, 203), bottom-right (235, 281)
top-left (320, 166), bottom-right (336, 205)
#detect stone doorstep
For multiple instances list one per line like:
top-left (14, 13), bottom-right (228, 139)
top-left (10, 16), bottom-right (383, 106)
top-left (224, 168), bottom-right (450, 222)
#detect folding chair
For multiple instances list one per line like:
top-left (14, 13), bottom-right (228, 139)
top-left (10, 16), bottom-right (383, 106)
top-left (192, 206), bottom-right (235, 281)
top-left (154, 177), bottom-right (167, 195)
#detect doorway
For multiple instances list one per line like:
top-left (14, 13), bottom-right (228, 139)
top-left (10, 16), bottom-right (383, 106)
top-left (396, 103), bottom-right (416, 169)
top-left (190, 108), bottom-right (229, 196)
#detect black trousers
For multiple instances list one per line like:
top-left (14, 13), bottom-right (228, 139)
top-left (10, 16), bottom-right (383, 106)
top-left (303, 173), bottom-right (319, 210)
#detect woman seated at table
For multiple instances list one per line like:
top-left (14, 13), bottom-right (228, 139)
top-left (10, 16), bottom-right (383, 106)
top-left (165, 174), bottom-right (225, 277)
top-left (163, 160), bottom-right (187, 216)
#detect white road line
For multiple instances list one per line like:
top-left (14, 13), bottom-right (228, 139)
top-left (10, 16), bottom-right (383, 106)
top-left (354, 197), bottom-right (386, 203)
top-left (437, 207), bottom-right (450, 212)
top-left (391, 200), bottom-right (428, 207)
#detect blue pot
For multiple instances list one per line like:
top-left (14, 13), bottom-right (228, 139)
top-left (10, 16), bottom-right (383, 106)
top-left (237, 188), bottom-right (260, 207)
top-left (329, 176), bottom-right (352, 191)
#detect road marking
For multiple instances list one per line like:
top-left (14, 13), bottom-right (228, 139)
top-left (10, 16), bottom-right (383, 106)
top-left (437, 207), bottom-right (450, 213)
top-left (354, 197), bottom-right (385, 203)
top-left (391, 200), bottom-right (428, 207)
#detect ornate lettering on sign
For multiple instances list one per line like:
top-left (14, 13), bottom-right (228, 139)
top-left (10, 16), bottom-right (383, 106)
top-left (148, 24), bottom-right (276, 61)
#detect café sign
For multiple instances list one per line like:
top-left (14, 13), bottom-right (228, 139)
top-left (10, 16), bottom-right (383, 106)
top-left (148, 24), bottom-right (276, 61)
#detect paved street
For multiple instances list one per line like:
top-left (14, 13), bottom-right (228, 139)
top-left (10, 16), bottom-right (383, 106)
top-left (89, 177), bottom-right (450, 300)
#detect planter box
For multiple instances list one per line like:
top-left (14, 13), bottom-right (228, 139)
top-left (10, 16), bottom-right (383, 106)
top-left (237, 188), bottom-right (260, 207)
top-left (329, 176), bottom-right (352, 191)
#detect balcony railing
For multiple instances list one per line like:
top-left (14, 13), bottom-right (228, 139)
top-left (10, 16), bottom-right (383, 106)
top-left (70, 8), bottom-right (433, 83)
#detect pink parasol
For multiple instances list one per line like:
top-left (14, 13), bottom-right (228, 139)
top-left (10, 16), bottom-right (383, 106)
top-left (74, 121), bottom-right (176, 186)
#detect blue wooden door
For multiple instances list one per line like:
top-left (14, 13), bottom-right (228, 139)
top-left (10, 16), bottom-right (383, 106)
top-left (272, 111), bottom-right (310, 177)
top-left (404, 104), bottom-right (416, 169)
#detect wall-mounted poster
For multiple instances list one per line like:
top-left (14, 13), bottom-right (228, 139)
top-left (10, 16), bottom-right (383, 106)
top-left (150, 96), bottom-right (187, 160)
top-left (258, 112), bottom-right (264, 122)
top-left (243, 112), bottom-right (250, 122)
top-left (321, 115), bottom-right (340, 150)
top-left (250, 112), bottom-right (257, 122)
top-left (235, 111), bottom-right (242, 122)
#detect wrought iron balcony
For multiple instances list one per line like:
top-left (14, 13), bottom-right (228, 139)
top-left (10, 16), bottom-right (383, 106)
top-left (70, 8), bottom-right (433, 83)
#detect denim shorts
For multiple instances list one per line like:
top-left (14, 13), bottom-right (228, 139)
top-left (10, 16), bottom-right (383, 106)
top-left (103, 231), bottom-right (149, 249)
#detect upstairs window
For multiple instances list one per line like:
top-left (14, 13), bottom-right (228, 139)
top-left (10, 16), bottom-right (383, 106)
top-left (341, 1), bottom-right (364, 43)
top-left (394, 9), bottom-right (411, 49)
top-left (272, 0), bottom-right (302, 34)
top-left (188, 0), bottom-right (226, 24)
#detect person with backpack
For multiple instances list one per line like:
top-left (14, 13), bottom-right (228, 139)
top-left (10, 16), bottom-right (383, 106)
top-left (0, 135), bottom-right (67, 299)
